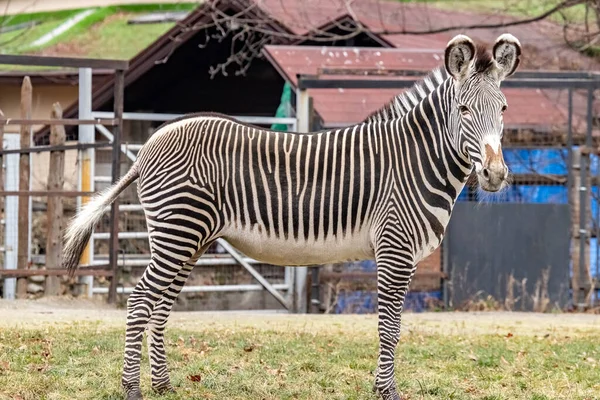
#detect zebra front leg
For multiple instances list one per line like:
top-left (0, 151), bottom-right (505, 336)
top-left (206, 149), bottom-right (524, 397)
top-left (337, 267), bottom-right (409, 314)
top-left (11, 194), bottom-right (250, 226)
top-left (374, 252), bottom-right (414, 400)
top-left (147, 244), bottom-right (211, 394)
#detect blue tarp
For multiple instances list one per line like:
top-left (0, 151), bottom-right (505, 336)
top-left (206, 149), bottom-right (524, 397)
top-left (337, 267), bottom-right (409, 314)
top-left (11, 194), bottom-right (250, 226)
top-left (335, 290), bottom-right (442, 314)
top-left (336, 148), bottom-right (600, 314)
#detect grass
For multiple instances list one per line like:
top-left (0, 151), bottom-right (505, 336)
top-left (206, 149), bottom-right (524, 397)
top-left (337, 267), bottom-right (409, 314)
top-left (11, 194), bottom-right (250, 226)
top-left (57, 12), bottom-right (177, 60)
top-left (0, 316), bottom-right (599, 400)
top-left (0, 3), bottom-right (198, 60)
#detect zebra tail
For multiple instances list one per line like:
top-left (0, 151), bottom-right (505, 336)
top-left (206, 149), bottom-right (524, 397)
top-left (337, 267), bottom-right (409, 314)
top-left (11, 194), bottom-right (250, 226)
top-left (63, 165), bottom-right (140, 278)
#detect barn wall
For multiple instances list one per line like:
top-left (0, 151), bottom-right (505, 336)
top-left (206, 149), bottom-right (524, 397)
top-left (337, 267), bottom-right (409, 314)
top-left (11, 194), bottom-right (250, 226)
top-left (0, 84), bottom-right (78, 131)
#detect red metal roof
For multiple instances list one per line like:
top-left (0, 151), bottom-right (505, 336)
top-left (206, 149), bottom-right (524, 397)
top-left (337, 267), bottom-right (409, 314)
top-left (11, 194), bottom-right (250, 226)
top-left (254, 0), bottom-right (598, 70)
top-left (33, 0), bottom-right (595, 142)
top-left (264, 45), bottom-right (570, 128)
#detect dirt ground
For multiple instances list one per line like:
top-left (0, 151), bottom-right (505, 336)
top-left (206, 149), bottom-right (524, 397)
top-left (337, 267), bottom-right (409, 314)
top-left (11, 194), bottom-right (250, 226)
top-left (1, 297), bottom-right (599, 337)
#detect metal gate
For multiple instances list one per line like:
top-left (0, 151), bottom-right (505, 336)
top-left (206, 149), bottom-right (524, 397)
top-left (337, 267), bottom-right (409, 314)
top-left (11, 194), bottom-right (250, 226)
top-left (83, 110), bottom-right (303, 311)
top-left (444, 202), bottom-right (571, 311)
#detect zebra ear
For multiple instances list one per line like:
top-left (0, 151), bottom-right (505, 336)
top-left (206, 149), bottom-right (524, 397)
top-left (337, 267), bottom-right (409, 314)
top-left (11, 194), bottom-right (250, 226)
top-left (444, 34), bottom-right (476, 81)
top-left (493, 34), bottom-right (521, 80)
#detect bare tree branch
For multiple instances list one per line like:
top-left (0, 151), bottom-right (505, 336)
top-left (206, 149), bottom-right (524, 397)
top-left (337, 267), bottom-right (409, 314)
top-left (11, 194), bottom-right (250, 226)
top-left (186, 0), bottom-right (599, 77)
top-left (372, 0), bottom-right (587, 35)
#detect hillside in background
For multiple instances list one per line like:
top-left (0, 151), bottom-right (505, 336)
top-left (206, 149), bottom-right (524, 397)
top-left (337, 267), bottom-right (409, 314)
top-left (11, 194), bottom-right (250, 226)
top-left (0, 3), bottom-right (197, 69)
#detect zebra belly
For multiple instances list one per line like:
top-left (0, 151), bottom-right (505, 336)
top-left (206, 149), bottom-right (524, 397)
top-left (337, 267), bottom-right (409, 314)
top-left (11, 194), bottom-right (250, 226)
top-left (221, 225), bottom-right (375, 266)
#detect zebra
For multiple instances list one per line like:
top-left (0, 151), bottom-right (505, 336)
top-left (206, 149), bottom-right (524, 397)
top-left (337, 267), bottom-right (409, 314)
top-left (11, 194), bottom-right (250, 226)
top-left (63, 33), bottom-right (521, 400)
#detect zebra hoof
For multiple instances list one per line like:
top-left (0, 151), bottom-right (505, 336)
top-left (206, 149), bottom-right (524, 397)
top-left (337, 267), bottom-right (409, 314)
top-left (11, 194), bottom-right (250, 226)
top-left (376, 387), bottom-right (403, 400)
top-left (125, 390), bottom-right (144, 400)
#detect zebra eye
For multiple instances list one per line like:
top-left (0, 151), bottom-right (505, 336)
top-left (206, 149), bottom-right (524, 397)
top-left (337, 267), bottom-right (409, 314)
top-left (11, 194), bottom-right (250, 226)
top-left (459, 105), bottom-right (471, 118)
top-left (501, 105), bottom-right (508, 113)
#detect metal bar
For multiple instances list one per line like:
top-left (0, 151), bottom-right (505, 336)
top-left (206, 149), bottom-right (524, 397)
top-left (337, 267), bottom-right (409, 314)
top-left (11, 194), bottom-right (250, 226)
top-left (578, 88), bottom-right (594, 308)
top-left (577, 87), bottom-right (594, 309)
top-left (108, 69), bottom-right (124, 304)
top-left (297, 77), bottom-right (600, 90)
top-left (217, 239), bottom-right (290, 310)
top-left (318, 67), bottom-right (428, 77)
top-left (3, 134), bottom-right (19, 299)
top-left (316, 68), bottom-right (596, 80)
top-left (0, 268), bottom-right (113, 278)
top-left (0, 118), bottom-right (117, 126)
top-left (91, 111), bottom-right (297, 125)
top-left (567, 89), bottom-right (574, 194)
top-left (294, 85), bottom-right (310, 313)
top-left (310, 267), bottom-right (320, 312)
top-left (93, 231), bottom-right (148, 240)
top-left (0, 142), bottom-right (111, 155)
top-left (106, 144), bottom-right (143, 151)
top-left (319, 271), bottom-right (447, 280)
top-left (0, 54), bottom-right (128, 70)
top-left (91, 256), bottom-right (262, 267)
top-left (103, 204), bottom-right (143, 212)
top-left (0, 190), bottom-right (95, 197)
top-left (442, 230), bottom-right (449, 308)
top-left (94, 176), bottom-right (112, 183)
top-left (92, 283), bottom-right (290, 295)
top-left (79, 67), bottom-right (95, 299)
top-left (94, 125), bottom-right (137, 162)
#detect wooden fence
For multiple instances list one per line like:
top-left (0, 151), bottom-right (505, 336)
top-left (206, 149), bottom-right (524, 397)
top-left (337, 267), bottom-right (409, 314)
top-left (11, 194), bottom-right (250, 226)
top-left (0, 76), bottom-right (116, 299)
top-left (0, 53), bottom-right (127, 303)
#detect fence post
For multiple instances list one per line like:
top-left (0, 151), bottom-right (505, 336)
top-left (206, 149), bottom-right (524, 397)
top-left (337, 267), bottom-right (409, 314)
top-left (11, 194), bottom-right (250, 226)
top-left (294, 83), bottom-right (310, 313)
top-left (108, 69), bottom-right (125, 304)
top-left (17, 76), bottom-right (32, 298)
top-left (3, 134), bottom-right (20, 300)
top-left (45, 103), bottom-right (65, 296)
top-left (571, 148), bottom-right (592, 310)
top-left (78, 67), bottom-right (95, 298)
top-left (0, 110), bottom-right (4, 278)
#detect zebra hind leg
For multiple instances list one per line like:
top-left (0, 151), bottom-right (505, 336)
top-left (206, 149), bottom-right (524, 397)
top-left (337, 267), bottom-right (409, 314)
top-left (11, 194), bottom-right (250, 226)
top-left (121, 247), bottom-right (204, 400)
top-left (147, 243), bottom-right (213, 394)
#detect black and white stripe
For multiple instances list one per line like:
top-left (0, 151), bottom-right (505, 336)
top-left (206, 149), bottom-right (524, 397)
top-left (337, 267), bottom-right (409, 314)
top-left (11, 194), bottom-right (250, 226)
top-left (63, 33), bottom-right (522, 400)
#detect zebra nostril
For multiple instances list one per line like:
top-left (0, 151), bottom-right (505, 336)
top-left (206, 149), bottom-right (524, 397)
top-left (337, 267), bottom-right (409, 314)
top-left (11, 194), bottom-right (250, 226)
top-left (482, 168), bottom-right (490, 181)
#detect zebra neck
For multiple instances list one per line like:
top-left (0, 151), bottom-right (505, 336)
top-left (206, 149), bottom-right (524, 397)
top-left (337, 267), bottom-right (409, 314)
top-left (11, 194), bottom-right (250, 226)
top-left (390, 81), bottom-right (471, 202)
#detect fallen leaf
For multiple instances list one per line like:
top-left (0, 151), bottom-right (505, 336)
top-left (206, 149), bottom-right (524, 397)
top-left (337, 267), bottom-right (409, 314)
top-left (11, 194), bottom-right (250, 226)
top-left (243, 345), bottom-right (254, 353)
top-left (0, 361), bottom-right (9, 371)
top-left (501, 356), bottom-right (509, 365)
top-left (506, 332), bottom-right (513, 338)
top-left (469, 353), bottom-right (478, 362)
top-left (187, 374), bottom-right (202, 382)
top-left (92, 346), bottom-right (100, 355)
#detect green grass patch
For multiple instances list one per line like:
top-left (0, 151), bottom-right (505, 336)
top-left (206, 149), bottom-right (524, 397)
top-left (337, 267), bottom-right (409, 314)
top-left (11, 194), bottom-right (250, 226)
top-left (58, 12), bottom-right (177, 60)
top-left (0, 3), bottom-right (198, 58)
top-left (0, 3), bottom-right (198, 25)
top-left (0, 18), bottom-right (67, 53)
top-left (0, 321), bottom-right (598, 399)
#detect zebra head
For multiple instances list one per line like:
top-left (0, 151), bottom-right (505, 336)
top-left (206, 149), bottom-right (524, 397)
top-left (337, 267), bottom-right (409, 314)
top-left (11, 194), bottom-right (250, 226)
top-left (445, 33), bottom-right (521, 192)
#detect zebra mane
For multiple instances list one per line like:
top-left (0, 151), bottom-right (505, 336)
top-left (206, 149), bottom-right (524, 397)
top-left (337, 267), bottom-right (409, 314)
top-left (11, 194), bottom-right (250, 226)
top-left (364, 67), bottom-right (448, 124)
